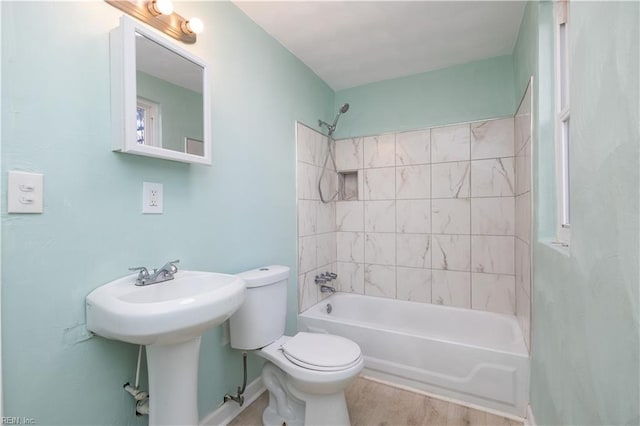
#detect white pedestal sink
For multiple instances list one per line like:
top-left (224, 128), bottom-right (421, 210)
top-left (86, 271), bottom-right (246, 425)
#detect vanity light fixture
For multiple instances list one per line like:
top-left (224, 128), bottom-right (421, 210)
top-left (147, 0), bottom-right (174, 16)
top-left (105, 0), bottom-right (204, 44)
top-left (181, 18), bottom-right (204, 35)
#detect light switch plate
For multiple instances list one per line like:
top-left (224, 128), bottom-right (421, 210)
top-left (142, 182), bottom-right (163, 214)
top-left (8, 171), bottom-right (44, 214)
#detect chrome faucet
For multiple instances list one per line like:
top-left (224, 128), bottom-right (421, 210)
top-left (315, 272), bottom-right (338, 293)
top-left (129, 260), bottom-right (180, 286)
top-left (320, 285), bottom-right (336, 293)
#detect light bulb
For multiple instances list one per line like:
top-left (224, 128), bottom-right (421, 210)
top-left (148, 0), bottom-right (173, 16)
top-left (182, 17), bottom-right (204, 35)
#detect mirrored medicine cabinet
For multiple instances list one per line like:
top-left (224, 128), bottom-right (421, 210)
top-left (110, 15), bottom-right (211, 165)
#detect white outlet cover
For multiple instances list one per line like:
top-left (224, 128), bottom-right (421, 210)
top-left (142, 182), bottom-right (163, 214)
top-left (8, 171), bottom-right (44, 214)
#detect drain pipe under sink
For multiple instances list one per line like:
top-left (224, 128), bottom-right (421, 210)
top-left (124, 345), bottom-right (150, 416)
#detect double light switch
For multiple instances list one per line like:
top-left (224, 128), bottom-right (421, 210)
top-left (8, 171), bottom-right (44, 214)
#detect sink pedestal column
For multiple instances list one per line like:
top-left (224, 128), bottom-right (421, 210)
top-left (146, 337), bottom-right (202, 426)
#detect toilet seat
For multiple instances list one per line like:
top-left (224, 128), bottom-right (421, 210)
top-left (280, 332), bottom-right (362, 372)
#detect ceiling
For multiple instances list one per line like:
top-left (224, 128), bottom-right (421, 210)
top-left (234, 1), bottom-right (526, 91)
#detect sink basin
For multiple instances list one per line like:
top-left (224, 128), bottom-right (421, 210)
top-left (86, 270), bottom-right (246, 345)
top-left (86, 269), bottom-right (246, 425)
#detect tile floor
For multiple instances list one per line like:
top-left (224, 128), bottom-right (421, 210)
top-left (228, 377), bottom-right (523, 426)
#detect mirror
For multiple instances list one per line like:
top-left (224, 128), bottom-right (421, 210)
top-left (110, 16), bottom-right (211, 165)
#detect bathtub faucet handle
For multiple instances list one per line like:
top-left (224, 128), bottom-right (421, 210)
top-left (326, 272), bottom-right (338, 280)
top-left (315, 275), bottom-right (328, 284)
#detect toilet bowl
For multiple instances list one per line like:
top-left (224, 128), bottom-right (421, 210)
top-left (229, 266), bottom-right (363, 426)
top-left (258, 334), bottom-right (363, 426)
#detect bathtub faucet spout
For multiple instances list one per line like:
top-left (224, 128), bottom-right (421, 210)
top-left (320, 285), bottom-right (336, 293)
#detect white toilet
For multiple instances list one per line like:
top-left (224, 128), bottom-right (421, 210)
top-left (230, 265), bottom-right (364, 426)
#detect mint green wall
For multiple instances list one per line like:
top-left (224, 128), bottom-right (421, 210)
top-left (515, 1), bottom-right (640, 424)
top-left (136, 71), bottom-right (204, 153)
top-left (333, 55), bottom-right (516, 139)
top-left (1, 1), bottom-right (332, 424)
top-left (514, 1), bottom-right (556, 240)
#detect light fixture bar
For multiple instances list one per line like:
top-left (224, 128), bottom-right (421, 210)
top-left (105, 0), bottom-right (197, 44)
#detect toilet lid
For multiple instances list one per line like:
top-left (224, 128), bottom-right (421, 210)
top-left (280, 332), bottom-right (362, 371)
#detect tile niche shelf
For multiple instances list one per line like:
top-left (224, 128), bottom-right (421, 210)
top-left (339, 171), bottom-right (359, 201)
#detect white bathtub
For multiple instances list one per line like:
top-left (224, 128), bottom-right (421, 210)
top-left (298, 293), bottom-right (529, 417)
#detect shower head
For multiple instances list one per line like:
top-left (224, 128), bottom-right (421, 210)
top-left (318, 103), bottom-right (351, 136)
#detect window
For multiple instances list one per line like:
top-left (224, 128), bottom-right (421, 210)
top-left (554, 0), bottom-right (570, 245)
top-left (136, 98), bottom-right (160, 147)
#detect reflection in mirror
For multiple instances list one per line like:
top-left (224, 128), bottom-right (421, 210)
top-left (135, 33), bottom-right (204, 155)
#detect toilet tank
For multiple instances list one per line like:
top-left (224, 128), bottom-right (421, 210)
top-left (229, 265), bottom-right (290, 350)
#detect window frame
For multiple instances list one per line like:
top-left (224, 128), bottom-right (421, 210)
top-left (136, 97), bottom-right (161, 148)
top-left (554, 0), bottom-right (571, 246)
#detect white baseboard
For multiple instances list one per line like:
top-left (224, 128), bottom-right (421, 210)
top-left (200, 377), bottom-right (266, 426)
top-left (524, 404), bottom-right (536, 426)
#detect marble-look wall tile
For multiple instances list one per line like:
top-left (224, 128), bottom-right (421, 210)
top-left (471, 197), bottom-right (515, 236)
top-left (364, 264), bottom-right (396, 298)
top-left (396, 199), bottom-right (430, 233)
top-left (514, 83), bottom-right (532, 352)
top-left (432, 234), bottom-right (471, 271)
top-left (515, 87), bottom-right (532, 154)
top-left (515, 140), bottom-right (531, 195)
top-left (515, 192), bottom-right (531, 244)
top-left (335, 137), bottom-right (363, 171)
top-left (336, 201), bottom-right (364, 232)
top-left (365, 232), bottom-right (396, 266)
top-left (336, 262), bottom-right (365, 294)
top-left (296, 123), bottom-right (317, 165)
top-left (470, 158), bottom-right (515, 197)
top-left (396, 165), bottom-right (431, 199)
top-left (471, 273), bottom-right (516, 314)
top-left (431, 270), bottom-right (471, 308)
top-left (397, 267), bottom-right (431, 302)
top-left (431, 123), bottom-right (471, 163)
top-left (298, 200), bottom-right (317, 236)
top-left (298, 270), bottom-right (318, 312)
top-left (470, 118), bottom-right (514, 160)
top-left (431, 198), bottom-right (470, 234)
top-left (317, 135), bottom-right (334, 170)
top-left (471, 235), bottom-right (514, 274)
top-left (299, 235), bottom-right (317, 273)
top-left (316, 201), bottom-right (336, 234)
top-left (365, 201), bottom-right (396, 233)
top-left (318, 262), bottom-right (337, 301)
top-left (317, 232), bottom-right (337, 267)
top-left (326, 116), bottom-right (520, 313)
top-left (431, 161), bottom-right (471, 198)
top-left (336, 231), bottom-right (364, 263)
top-left (297, 162), bottom-right (318, 200)
top-left (396, 129), bottom-right (430, 166)
top-left (364, 134), bottom-right (395, 168)
top-left (397, 234), bottom-right (431, 268)
top-left (515, 239), bottom-right (531, 304)
top-left (515, 238), bottom-right (531, 351)
top-left (319, 168), bottom-right (338, 201)
top-left (364, 167), bottom-right (396, 200)
top-left (515, 115), bottom-right (531, 155)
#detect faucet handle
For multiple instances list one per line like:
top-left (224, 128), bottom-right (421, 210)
top-left (166, 259), bottom-right (180, 274)
top-left (128, 266), bottom-right (150, 279)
